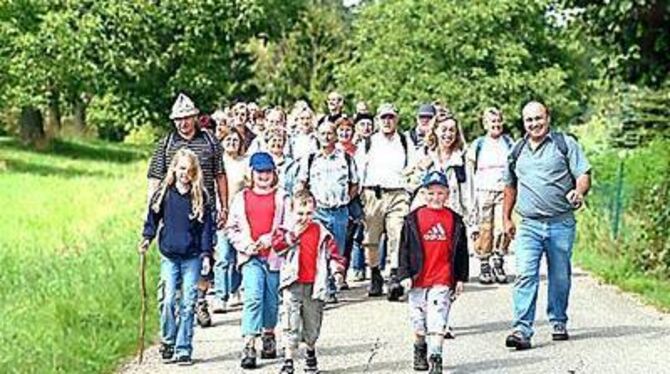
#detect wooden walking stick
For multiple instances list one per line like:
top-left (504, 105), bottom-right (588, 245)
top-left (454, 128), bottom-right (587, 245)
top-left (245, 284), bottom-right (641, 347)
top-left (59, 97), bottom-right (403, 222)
top-left (137, 251), bottom-right (147, 364)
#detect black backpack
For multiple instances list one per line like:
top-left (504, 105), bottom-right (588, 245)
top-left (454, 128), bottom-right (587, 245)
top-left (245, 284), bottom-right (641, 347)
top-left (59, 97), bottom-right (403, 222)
top-left (304, 151), bottom-right (355, 191)
top-left (507, 131), bottom-right (573, 186)
top-left (363, 132), bottom-right (409, 168)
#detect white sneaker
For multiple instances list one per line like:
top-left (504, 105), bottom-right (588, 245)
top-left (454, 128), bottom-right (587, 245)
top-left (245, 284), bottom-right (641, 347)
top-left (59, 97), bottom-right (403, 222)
top-left (229, 291), bottom-right (243, 307)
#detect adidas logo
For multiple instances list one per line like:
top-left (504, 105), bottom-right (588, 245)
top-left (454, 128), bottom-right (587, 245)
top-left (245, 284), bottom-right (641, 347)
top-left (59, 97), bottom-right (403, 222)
top-left (423, 223), bottom-right (447, 241)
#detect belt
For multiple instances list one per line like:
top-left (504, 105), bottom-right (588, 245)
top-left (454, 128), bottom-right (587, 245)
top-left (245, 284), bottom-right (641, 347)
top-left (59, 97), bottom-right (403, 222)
top-left (363, 186), bottom-right (404, 193)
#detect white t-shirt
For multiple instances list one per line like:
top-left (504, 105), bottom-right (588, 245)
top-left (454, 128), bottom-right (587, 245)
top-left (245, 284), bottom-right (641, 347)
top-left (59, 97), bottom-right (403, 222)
top-left (471, 136), bottom-right (510, 191)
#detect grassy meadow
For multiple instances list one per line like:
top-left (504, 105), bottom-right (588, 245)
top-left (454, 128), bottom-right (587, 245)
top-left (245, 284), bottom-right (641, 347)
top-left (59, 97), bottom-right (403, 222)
top-left (0, 137), bottom-right (159, 373)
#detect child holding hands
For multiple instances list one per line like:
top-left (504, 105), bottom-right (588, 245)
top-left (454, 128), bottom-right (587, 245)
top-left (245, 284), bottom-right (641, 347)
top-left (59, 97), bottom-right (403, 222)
top-left (272, 189), bottom-right (345, 374)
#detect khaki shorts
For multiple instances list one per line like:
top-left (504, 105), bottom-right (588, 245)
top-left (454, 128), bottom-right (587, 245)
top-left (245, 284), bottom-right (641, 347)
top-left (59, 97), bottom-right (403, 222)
top-left (474, 190), bottom-right (510, 257)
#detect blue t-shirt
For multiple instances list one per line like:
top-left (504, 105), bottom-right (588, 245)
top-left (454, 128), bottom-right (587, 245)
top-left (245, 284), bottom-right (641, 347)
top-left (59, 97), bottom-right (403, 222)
top-left (503, 132), bottom-right (591, 219)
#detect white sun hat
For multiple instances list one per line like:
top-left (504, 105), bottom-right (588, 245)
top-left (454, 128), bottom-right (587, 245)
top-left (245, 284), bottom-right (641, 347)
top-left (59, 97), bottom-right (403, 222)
top-left (169, 93), bottom-right (200, 120)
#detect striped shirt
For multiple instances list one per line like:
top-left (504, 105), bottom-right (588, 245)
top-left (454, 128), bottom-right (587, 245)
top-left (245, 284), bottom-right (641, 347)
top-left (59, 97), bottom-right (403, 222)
top-left (147, 130), bottom-right (225, 201)
top-left (297, 149), bottom-right (358, 208)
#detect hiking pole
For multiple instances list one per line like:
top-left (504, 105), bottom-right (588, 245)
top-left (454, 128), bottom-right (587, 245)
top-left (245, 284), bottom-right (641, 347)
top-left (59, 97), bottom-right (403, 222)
top-left (137, 251), bottom-right (147, 364)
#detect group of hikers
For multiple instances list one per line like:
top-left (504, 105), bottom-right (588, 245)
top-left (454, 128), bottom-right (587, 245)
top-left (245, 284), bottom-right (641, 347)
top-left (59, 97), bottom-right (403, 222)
top-left (138, 90), bottom-right (591, 373)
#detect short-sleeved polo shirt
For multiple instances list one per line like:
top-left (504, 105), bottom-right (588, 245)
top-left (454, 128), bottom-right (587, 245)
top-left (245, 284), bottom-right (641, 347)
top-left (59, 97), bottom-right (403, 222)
top-left (503, 132), bottom-right (590, 219)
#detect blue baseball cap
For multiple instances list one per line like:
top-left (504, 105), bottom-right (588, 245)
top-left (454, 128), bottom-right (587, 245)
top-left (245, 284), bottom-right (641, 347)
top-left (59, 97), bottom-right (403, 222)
top-left (422, 171), bottom-right (448, 188)
top-left (249, 152), bottom-right (276, 172)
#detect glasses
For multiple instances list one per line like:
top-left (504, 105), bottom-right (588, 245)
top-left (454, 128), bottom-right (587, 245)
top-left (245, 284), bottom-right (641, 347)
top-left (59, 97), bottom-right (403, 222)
top-left (235, 111), bottom-right (247, 116)
top-left (380, 114), bottom-right (395, 120)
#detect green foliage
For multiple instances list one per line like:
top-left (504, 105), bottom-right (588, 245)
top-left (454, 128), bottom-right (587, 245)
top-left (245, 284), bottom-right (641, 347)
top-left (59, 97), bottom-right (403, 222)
top-left (582, 139), bottom-right (670, 281)
top-left (561, 0), bottom-right (669, 86)
top-left (252, 0), bottom-right (350, 110)
top-left (0, 137), bottom-right (156, 373)
top-left (337, 0), bottom-right (593, 135)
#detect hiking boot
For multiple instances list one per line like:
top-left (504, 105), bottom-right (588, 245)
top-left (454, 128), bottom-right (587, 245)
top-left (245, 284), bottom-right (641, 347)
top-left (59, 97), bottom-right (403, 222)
top-left (491, 256), bottom-right (508, 284)
top-left (261, 333), bottom-right (277, 359)
top-left (196, 299), bottom-right (212, 327)
top-left (305, 349), bottom-right (319, 373)
top-left (212, 298), bottom-right (227, 314)
top-left (279, 359), bottom-right (295, 374)
top-left (175, 355), bottom-right (193, 366)
top-left (368, 267), bottom-right (384, 297)
top-left (413, 342), bottom-right (429, 371)
top-left (478, 261), bottom-right (494, 284)
top-left (428, 354), bottom-right (443, 374)
top-left (387, 271), bottom-right (404, 302)
top-left (159, 343), bottom-right (174, 363)
top-left (241, 347), bottom-right (257, 369)
top-left (552, 324), bottom-right (569, 341)
top-left (505, 331), bottom-right (532, 350)
top-left (444, 325), bottom-right (455, 340)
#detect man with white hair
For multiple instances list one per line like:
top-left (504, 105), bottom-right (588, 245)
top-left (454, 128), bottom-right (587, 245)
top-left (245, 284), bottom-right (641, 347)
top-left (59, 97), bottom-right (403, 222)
top-left (356, 103), bottom-right (417, 299)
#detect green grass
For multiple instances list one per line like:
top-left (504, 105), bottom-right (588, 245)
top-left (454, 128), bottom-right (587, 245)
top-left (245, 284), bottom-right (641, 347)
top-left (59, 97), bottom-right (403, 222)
top-left (574, 208), bottom-right (670, 312)
top-left (0, 137), bottom-right (161, 373)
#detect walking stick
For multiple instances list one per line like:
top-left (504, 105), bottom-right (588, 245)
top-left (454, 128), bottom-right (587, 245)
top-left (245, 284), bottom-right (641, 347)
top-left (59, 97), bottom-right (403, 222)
top-left (137, 251), bottom-right (147, 364)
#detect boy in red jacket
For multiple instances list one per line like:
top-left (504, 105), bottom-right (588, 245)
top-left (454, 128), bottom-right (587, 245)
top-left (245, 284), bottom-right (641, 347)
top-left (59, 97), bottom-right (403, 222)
top-left (272, 190), bottom-right (345, 374)
top-left (397, 171), bottom-right (469, 374)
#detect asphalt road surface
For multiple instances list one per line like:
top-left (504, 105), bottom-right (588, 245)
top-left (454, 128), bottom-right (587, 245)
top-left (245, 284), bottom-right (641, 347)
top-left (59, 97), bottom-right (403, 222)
top-left (121, 255), bottom-right (670, 373)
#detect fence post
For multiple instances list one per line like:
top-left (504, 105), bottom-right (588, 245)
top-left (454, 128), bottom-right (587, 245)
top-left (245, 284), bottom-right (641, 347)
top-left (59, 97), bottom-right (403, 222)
top-left (612, 159), bottom-right (625, 239)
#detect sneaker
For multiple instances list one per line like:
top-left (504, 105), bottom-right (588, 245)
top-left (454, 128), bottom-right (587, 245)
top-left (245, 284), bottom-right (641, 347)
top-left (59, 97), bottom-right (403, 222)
top-left (212, 298), bottom-right (227, 314)
top-left (175, 355), bottom-right (193, 366)
top-left (428, 354), bottom-right (443, 374)
top-left (505, 331), bottom-right (532, 350)
top-left (241, 347), bottom-right (257, 369)
top-left (368, 267), bottom-right (383, 297)
top-left (196, 299), bottom-right (212, 327)
top-left (279, 359), bottom-right (295, 374)
top-left (491, 256), bottom-right (508, 284)
top-left (339, 281), bottom-right (350, 291)
top-left (326, 293), bottom-right (338, 304)
top-left (444, 325), bottom-right (455, 340)
top-left (261, 333), bottom-right (277, 359)
top-left (353, 269), bottom-right (366, 282)
top-left (552, 324), bottom-right (569, 341)
top-left (159, 343), bottom-right (174, 363)
top-left (413, 342), bottom-right (429, 371)
top-left (478, 261), bottom-right (494, 284)
top-left (304, 349), bottom-right (318, 373)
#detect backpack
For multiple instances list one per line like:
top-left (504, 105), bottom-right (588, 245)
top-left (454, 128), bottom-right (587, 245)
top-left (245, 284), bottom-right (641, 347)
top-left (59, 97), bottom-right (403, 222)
top-left (304, 151), bottom-right (354, 191)
top-left (472, 134), bottom-right (514, 171)
top-left (507, 131), bottom-right (573, 186)
top-left (363, 132), bottom-right (409, 167)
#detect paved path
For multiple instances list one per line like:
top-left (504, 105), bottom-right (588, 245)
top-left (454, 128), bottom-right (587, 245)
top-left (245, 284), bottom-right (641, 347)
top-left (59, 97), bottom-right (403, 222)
top-left (121, 256), bottom-right (670, 373)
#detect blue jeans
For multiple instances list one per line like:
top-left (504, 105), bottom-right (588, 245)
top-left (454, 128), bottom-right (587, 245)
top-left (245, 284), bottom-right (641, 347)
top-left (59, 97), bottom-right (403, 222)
top-left (241, 258), bottom-right (280, 336)
top-left (160, 255), bottom-right (201, 358)
top-left (512, 216), bottom-right (576, 338)
top-left (214, 231), bottom-right (241, 301)
top-left (314, 206), bottom-right (350, 255)
top-left (350, 223), bottom-right (366, 271)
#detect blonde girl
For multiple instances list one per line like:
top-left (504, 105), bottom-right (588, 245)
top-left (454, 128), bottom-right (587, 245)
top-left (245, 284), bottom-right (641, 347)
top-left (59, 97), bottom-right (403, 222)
top-left (139, 147), bottom-right (214, 366)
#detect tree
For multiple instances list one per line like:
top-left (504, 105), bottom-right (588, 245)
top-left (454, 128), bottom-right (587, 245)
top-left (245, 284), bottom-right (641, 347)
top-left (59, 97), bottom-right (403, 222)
top-left (337, 0), bottom-right (594, 136)
top-left (560, 0), bottom-right (669, 87)
top-left (252, 0), bottom-right (350, 109)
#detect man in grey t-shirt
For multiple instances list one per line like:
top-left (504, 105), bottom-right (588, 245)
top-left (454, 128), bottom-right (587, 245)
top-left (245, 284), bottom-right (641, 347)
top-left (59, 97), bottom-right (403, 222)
top-left (502, 101), bottom-right (591, 350)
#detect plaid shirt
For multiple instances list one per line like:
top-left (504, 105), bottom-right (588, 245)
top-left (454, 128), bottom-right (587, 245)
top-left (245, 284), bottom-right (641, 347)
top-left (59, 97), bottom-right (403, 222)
top-left (298, 149), bottom-right (359, 209)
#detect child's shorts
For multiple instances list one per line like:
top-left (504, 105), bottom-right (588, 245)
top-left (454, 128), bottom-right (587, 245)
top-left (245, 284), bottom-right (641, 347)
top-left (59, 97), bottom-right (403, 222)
top-left (408, 285), bottom-right (452, 335)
